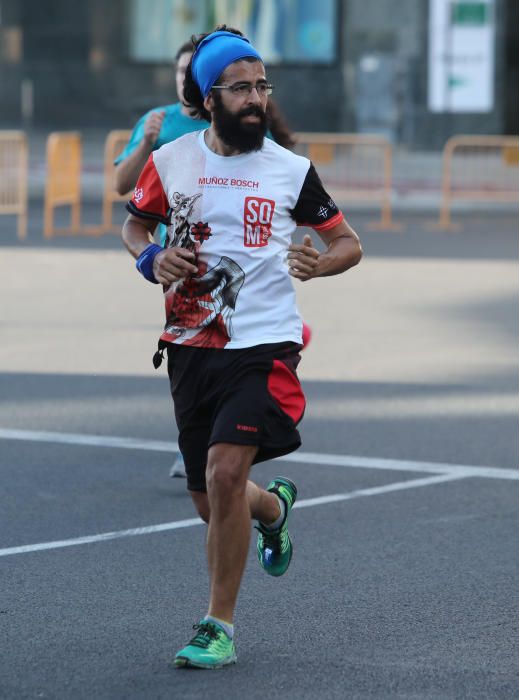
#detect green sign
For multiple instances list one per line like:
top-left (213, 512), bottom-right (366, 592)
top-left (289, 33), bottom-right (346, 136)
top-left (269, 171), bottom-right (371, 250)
top-left (451, 2), bottom-right (489, 25)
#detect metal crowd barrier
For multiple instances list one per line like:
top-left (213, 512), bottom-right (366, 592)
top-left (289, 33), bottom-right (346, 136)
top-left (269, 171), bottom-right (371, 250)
top-left (44, 132), bottom-right (82, 238)
top-left (0, 131), bottom-right (28, 239)
top-left (18, 129), bottom-right (519, 241)
top-left (102, 130), bottom-right (132, 233)
top-left (294, 132), bottom-right (400, 230)
top-left (437, 135), bottom-right (519, 229)
top-left (44, 130), bottom-right (132, 237)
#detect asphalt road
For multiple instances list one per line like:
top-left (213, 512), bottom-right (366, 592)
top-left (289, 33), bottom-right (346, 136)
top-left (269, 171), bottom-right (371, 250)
top-left (1, 206), bottom-right (519, 699)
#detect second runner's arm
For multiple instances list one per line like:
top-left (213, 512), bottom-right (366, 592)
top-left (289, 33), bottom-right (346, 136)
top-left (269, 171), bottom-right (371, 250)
top-left (115, 111), bottom-right (166, 195)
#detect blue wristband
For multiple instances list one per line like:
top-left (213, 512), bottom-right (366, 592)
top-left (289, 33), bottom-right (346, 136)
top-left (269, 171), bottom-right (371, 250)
top-left (136, 243), bottom-right (162, 284)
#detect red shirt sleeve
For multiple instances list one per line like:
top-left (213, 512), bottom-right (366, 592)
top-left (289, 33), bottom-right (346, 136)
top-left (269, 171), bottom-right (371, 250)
top-left (125, 155), bottom-right (170, 224)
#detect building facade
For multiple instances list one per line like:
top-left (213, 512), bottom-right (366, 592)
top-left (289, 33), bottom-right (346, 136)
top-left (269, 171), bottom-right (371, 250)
top-left (0, 0), bottom-right (517, 149)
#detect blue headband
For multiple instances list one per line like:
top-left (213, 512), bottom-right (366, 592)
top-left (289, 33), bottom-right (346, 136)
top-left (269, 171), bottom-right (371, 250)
top-left (192, 31), bottom-right (263, 98)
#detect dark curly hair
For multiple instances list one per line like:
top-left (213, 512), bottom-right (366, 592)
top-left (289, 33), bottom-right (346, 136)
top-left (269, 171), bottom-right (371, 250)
top-left (175, 40), bottom-right (194, 62)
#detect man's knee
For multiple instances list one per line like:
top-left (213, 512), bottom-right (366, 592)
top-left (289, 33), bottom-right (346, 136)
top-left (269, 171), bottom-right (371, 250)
top-left (206, 444), bottom-right (256, 497)
top-left (206, 460), bottom-right (246, 495)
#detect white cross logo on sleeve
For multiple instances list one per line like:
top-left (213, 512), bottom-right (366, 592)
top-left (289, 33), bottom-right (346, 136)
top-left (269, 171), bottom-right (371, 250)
top-left (318, 206), bottom-right (328, 218)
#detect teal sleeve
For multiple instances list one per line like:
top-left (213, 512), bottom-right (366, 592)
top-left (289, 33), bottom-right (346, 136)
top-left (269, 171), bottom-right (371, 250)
top-left (113, 114), bottom-right (148, 165)
top-left (158, 222), bottom-right (168, 247)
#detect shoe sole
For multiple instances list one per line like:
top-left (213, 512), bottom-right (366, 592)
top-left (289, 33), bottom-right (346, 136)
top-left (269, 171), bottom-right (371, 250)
top-left (174, 654), bottom-right (237, 669)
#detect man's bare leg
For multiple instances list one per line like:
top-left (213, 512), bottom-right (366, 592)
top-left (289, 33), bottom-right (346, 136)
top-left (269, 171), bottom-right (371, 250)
top-left (188, 463), bottom-right (286, 623)
top-left (190, 479), bottom-right (282, 528)
top-left (246, 480), bottom-right (282, 524)
top-left (205, 442), bottom-right (260, 623)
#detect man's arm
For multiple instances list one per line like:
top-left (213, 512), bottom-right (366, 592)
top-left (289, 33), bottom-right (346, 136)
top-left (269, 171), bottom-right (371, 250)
top-left (288, 161), bottom-right (362, 281)
top-left (115, 111), bottom-right (166, 195)
top-left (287, 218), bottom-right (362, 281)
top-left (122, 214), bottom-right (198, 285)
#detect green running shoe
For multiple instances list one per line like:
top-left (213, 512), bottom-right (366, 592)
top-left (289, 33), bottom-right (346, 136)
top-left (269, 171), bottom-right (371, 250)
top-left (256, 477), bottom-right (297, 577)
top-left (174, 621), bottom-right (237, 669)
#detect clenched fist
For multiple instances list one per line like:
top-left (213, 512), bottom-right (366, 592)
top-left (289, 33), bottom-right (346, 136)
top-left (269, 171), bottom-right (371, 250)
top-left (143, 110), bottom-right (166, 147)
top-left (287, 234), bottom-right (320, 281)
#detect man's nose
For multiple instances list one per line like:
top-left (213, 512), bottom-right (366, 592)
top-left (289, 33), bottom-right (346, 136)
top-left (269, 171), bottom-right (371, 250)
top-left (246, 86), bottom-right (263, 104)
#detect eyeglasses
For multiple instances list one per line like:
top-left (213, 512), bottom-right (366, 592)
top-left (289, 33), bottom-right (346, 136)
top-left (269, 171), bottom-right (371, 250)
top-left (211, 81), bottom-right (274, 97)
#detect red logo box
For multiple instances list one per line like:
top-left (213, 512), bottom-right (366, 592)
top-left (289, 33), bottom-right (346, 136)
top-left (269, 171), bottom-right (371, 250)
top-left (243, 196), bottom-right (275, 247)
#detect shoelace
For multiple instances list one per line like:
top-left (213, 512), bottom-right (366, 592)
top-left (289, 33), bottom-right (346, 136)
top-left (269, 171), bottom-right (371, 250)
top-left (188, 622), bottom-right (220, 649)
top-left (255, 524), bottom-right (289, 553)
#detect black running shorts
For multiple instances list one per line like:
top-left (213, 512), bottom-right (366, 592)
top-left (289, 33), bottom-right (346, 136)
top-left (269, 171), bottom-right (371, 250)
top-left (166, 341), bottom-right (305, 492)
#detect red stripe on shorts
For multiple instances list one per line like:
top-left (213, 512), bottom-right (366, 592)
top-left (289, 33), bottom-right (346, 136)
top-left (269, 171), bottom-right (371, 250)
top-left (267, 359), bottom-right (306, 424)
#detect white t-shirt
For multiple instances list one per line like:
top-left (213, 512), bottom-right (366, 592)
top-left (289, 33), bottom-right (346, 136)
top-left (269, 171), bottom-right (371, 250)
top-left (128, 130), bottom-right (343, 349)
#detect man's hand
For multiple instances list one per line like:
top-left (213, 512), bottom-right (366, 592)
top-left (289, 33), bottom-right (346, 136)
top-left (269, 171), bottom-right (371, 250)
top-left (287, 234), bottom-right (320, 281)
top-left (153, 247), bottom-right (198, 286)
top-left (288, 220), bottom-right (362, 281)
top-left (143, 110), bottom-right (166, 147)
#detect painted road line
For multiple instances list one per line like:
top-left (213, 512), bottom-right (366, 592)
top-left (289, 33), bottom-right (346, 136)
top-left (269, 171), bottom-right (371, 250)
top-left (293, 473), bottom-right (466, 508)
top-left (0, 474), bottom-right (463, 559)
top-left (0, 517), bottom-right (204, 558)
top-left (0, 428), bottom-right (178, 453)
top-left (279, 451), bottom-right (519, 481)
top-left (1, 427), bottom-right (519, 481)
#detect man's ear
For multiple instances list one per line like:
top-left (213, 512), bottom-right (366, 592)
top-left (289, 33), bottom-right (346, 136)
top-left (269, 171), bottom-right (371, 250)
top-left (203, 92), bottom-right (214, 115)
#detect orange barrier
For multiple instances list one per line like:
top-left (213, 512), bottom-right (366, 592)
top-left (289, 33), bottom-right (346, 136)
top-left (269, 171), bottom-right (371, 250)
top-left (294, 133), bottom-right (400, 230)
top-left (102, 130), bottom-right (132, 233)
top-left (437, 135), bottom-right (519, 229)
top-left (44, 132), bottom-right (82, 238)
top-left (0, 131), bottom-right (28, 239)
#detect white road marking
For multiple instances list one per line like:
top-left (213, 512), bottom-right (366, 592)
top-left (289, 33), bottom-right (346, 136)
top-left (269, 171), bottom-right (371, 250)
top-left (1, 427), bottom-right (519, 481)
top-left (0, 428), bottom-right (177, 453)
top-left (280, 451), bottom-right (519, 481)
top-left (293, 473), bottom-right (465, 508)
top-left (0, 517), bottom-right (203, 558)
top-left (0, 474), bottom-right (464, 558)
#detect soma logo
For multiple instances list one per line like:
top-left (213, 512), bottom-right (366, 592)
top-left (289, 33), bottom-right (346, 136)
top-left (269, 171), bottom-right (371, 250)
top-left (243, 196), bottom-right (275, 247)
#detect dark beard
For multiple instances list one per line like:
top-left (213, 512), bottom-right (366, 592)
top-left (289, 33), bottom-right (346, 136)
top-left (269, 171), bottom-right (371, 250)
top-left (211, 96), bottom-right (267, 153)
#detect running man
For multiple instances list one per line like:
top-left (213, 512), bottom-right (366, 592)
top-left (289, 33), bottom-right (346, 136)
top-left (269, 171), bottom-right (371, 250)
top-left (115, 36), bottom-right (301, 480)
top-left (121, 26), bottom-right (362, 669)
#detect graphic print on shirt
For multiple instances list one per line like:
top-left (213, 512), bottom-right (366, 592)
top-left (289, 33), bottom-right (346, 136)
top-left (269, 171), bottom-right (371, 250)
top-left (127, 134), bottom-right (345, 349)
top-left (163, 191), bottom-right (245, 348)
top-left (166, 191), bottom-right (203, 249)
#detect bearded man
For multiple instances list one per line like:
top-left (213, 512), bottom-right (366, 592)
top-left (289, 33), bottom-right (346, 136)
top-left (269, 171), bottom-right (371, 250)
top-left (121, 26), bottom-right (362, 669)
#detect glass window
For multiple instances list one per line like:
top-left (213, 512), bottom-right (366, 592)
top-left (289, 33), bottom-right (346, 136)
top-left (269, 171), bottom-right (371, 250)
top-left (214, 0), bottom-right (337, 64)
top-left (129, 0), bottom-right (209, 62)
top-left (129, 0), bottom-right (337, 64)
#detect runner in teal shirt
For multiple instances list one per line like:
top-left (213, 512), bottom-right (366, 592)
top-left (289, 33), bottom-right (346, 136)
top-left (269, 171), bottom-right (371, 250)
top-left (114, 42), bottom-right (203, 247)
